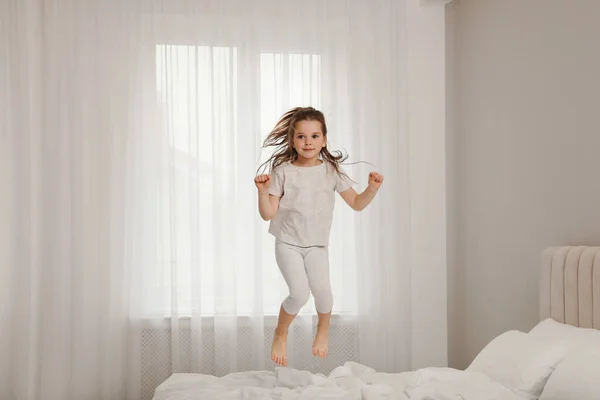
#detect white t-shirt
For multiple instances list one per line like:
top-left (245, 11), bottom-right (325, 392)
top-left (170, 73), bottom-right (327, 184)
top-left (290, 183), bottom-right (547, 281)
top-left (268, 161), bottom-right (353, 247)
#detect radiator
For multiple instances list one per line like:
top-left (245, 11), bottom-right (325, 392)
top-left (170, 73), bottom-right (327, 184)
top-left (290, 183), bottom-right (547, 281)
top-left (140, 317), bottom-right (359, 400)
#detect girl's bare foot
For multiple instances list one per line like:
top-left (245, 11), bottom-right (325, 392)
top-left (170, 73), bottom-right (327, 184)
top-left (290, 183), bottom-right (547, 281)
top-left (271, 305), bottom-right (296, 367)
top-left (312, 328), bottom-right (329, 358)
top-left (271, 331), bottom-right (288, 366)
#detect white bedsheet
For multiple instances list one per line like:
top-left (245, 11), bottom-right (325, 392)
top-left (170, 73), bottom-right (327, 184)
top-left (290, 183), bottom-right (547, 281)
top-left (152, 362), bottom-right (406, 400)
top-left (403, 367), bottom-right (528, 400)
top-left (152, 363), bottom-right (525, 400)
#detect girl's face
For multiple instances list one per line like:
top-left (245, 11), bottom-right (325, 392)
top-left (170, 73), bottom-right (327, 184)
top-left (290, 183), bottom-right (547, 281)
top-left (292, 120), bottom-right (325, 162)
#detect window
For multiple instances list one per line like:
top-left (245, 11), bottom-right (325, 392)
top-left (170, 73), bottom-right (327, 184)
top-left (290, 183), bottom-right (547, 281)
top-left (149, 44), bottom-right (356, 317)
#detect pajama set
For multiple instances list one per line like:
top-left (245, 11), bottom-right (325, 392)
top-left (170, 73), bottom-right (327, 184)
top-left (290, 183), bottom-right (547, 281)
top-left (268, 160), bottom-right (353, 314)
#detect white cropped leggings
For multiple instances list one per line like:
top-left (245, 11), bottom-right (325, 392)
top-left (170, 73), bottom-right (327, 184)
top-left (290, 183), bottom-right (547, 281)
top-left (275, 240), bottom-right (333, 315)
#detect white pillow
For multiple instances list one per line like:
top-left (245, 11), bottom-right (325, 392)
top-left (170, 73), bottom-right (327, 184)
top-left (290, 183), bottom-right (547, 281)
top-left (466, 330), bottom-right (570, 400)
top-left (539, 344), bottom-right (600, 400)
top-left (529, 318), bottom-right (600, 347)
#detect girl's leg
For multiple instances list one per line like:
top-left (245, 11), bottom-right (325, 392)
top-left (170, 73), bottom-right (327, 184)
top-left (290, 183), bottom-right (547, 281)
top-left (313, 310), bottom-right (331, 358)
top-left (272, 305), bottom-right (295, 366)
top-left (273, 241), bottom-right (310, 366)
top-left (304, 246), bottom-right (332, 358)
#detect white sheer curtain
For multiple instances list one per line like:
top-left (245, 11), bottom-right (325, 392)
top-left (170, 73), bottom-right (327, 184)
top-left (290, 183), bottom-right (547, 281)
top-left (0, 0), bottom-right (446, 399)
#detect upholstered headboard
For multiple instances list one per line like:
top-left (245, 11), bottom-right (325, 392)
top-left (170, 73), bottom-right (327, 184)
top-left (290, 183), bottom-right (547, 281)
top-left (540, 246), bottom-right (600, 329)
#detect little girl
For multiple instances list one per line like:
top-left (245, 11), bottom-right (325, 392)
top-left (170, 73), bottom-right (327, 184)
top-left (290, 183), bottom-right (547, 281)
top-left (254, 107), bottom-right (384, 367)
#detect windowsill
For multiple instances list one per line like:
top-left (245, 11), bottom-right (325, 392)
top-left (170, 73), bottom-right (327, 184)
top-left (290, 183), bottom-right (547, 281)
top-left (136, 313), bottom-right (357, 328)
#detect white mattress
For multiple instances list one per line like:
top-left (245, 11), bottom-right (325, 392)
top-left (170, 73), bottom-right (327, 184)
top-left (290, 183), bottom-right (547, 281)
top-left (152, 362), bottom-right (413, 400)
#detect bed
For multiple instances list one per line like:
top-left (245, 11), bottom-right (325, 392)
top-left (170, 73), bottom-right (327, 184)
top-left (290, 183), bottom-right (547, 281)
top-left (152, 245), bottom-right (600, 400)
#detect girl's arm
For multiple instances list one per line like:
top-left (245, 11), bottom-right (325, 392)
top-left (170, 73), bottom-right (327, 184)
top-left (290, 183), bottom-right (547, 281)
top-left (339, 172), bottom-right (384, 211)
top-left (255, 174), bottom-right (280, 220)
top-left (258, 192), bottom-right (280, 221)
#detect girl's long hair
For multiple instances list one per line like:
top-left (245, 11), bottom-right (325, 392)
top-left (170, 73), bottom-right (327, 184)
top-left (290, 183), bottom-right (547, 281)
top-left (257, 107), bottom-right (349, 176)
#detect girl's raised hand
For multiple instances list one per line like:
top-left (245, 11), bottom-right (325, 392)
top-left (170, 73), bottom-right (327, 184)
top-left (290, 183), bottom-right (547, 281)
top-left (368, 172), bottom-right (384, 190)
top-left (254, 174), bottom-right (272, 193)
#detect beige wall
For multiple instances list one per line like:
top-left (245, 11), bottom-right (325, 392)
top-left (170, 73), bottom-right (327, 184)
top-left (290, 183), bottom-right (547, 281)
top-left (447, 0), bottom-right (600, 369)
top-left (407, 0), bottom-right (449, 369)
